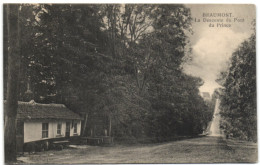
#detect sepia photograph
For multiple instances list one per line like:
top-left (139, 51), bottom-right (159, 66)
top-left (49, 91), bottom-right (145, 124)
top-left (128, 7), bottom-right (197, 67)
top-left (3, 3), bottom-right (257, 164)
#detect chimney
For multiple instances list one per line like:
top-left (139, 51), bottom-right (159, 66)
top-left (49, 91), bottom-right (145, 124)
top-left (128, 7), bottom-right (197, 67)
top-left (24, 77), bottom-right (33, 101)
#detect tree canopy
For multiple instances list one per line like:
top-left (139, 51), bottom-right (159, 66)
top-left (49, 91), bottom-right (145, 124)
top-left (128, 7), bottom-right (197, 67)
top-left (217, 25), bottom-right (256, 141)
top-left (4, 4), bottom-right (213, 141)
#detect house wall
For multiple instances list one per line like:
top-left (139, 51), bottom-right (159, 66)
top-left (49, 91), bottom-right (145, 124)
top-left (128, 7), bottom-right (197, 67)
top-left (24, 120), bottom-right (81, 143)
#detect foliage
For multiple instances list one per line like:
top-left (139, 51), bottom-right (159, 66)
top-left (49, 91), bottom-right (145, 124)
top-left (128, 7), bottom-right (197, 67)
top-left (4, 4), bottom-right (212, 141)
top-left (217, 31), bottom-right (256, 141)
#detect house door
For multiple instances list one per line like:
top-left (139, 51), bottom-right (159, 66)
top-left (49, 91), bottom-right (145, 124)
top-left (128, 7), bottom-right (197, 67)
top-left (66, 122), bottom-right (70, 137)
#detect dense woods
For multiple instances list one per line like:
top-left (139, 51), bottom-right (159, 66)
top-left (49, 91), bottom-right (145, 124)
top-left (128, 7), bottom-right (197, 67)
top-left (217, 24), bottom-right (256, 142)
top-left (4, 4), bottom-right (213, 153)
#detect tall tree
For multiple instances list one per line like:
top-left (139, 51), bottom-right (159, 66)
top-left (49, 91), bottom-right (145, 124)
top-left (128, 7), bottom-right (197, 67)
top-left (218, 27), bottom-right (256, 141)
top-left (4, 4), bottom-right (21, 162)
top-left (5, 4), bottom-right (213, 142)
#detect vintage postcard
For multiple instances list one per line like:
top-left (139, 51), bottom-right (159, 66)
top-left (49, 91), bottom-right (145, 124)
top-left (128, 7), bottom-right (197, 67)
top-left (3, 4), bottom-right (257, 164)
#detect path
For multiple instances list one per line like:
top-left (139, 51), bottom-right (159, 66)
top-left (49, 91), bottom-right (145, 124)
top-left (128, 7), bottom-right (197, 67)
top-left (18, 136), bottom-right (257, 164)
top-left (209, 98), bottom-right (222, 136)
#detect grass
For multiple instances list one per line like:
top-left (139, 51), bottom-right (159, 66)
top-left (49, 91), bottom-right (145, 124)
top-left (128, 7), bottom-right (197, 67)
top-left (17, 136), bottom-right (257, 164)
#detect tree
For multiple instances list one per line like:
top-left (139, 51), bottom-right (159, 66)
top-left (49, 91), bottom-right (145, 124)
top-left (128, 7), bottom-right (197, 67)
top-left (218, 27), bottom-right (256, 141)
top-left (4, 4), bottom-right (213, 144)
top-left (4, 4), bottom-right (21, 162)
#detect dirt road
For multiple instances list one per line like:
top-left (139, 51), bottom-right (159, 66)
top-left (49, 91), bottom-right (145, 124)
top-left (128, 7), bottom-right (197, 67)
top-left (18, 136), bottom-right (257, 164)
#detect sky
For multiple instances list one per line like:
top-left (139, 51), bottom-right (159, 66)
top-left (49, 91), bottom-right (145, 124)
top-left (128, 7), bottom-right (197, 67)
top-left (183, 4), bottom-right (255, 95)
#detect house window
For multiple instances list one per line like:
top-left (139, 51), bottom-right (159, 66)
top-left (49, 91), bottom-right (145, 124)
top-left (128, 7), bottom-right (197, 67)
top-left (42, 123), bottom-right (48, 138)
top-left (57, 123), bottom-right (62, 135)
top-left (73, 123), bottom-right (77, 134)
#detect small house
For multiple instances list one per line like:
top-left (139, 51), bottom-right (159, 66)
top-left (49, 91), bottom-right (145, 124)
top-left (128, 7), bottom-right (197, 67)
top-left (201, 92), bottom-right (211, 100)
top-left (4, 100), bottom-right (83, 152)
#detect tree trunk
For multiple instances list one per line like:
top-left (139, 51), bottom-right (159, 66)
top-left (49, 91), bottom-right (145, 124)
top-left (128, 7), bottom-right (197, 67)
top-left (108, 113), bottom-right (112, 136)
top-left (81, 113), bottom-right (88, 137)
top-left (4, 4), bottom-right (20, 162)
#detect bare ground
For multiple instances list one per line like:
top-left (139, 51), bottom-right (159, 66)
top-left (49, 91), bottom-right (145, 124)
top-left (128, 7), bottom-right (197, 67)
top-left (17, 136), bottom-right (257, 164)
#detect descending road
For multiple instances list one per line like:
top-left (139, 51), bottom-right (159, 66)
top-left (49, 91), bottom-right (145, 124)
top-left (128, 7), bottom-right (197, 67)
top-left (18, 136), bottom-right (257, 164)
top-left (209, 98), bottom-right (222, 136)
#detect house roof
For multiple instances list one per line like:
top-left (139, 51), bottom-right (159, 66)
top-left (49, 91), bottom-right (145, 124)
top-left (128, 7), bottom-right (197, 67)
top-left (4, 100), bottom-right (82, 120)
